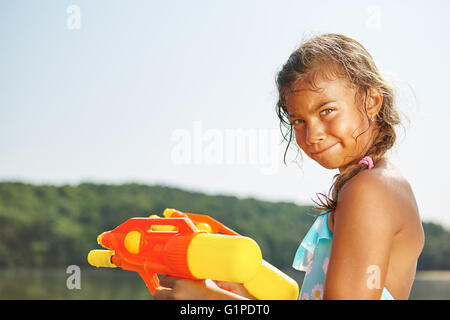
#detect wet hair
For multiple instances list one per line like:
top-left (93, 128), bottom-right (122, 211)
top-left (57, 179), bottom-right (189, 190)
top-left (275, 33), bottom-right (402, 215)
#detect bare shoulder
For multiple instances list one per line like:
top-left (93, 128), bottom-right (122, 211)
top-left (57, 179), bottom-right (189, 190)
top-left (335, 158), bottom-right (423, 241)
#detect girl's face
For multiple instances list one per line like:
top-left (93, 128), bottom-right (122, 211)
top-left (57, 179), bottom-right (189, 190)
top-left (284, 72), bottom-right (378, 172)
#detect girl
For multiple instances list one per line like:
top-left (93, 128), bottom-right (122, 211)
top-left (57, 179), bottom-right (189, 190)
top-left (154, 33), bottom-right (424, 300)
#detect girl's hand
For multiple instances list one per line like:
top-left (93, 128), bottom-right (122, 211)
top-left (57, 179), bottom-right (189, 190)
top-left (153, 276), bottom-right (253, 300)
top-left (214, 281), bottom-right (256, 300)
top-left (153, 276), bottom-right (218, 300)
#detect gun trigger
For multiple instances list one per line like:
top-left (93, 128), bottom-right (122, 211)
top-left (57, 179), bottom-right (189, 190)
top-left (139, 272), bottom-right (160, 295)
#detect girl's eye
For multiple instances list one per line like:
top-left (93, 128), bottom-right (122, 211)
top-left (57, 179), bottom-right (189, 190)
top-left (291, 108), bottom-right (334, 126)
top-left (321, 108), bottom-right (334, 115)
top-left (292, 119), bottom-right (304, 126)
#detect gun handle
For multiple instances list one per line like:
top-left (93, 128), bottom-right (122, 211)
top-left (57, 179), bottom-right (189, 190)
top-left (139, 272), bottom-right (161, 295)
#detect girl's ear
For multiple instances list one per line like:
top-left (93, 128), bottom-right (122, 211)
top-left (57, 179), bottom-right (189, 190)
top-left (366, 87), bottom-right (383, 119)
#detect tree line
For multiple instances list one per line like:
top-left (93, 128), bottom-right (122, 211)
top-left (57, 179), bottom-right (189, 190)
top-left (0, 182), bottom-right (448, 270)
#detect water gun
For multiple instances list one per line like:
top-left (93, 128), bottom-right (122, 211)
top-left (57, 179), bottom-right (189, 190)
top-left (87, 208), bottom-right (299, 300)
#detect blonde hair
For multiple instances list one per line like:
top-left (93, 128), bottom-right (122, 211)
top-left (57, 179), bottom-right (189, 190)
top-left (275, 33), bottom-right (402, 215)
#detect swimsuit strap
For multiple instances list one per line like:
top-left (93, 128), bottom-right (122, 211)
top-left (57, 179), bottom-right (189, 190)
top-left (358, 156), bottom-right (374, 169)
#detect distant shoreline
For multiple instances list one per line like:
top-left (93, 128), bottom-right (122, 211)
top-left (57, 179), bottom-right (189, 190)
top-left (415, 270), bottom-right (450, 281)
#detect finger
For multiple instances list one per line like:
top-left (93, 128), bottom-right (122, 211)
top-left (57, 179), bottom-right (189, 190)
top-left (215, 281), bottom-right (238, 291)
top-left (153, 288), bottom-right (173, 300)
top-left (159, 275), bottom-right (180, 289)
top-left (215, 281), bottom-right (255, 299)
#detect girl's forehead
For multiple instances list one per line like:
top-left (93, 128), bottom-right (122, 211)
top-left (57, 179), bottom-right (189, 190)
top-left (286, 77), bottom-right (351, 104)
top-left (289, 71), bottom-right (353, 96)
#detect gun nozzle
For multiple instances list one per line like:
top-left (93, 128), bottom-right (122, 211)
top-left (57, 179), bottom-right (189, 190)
top-left (87, 250), bottom-right (117, 268)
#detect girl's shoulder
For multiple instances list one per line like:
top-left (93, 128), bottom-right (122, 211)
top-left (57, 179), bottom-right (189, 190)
top-left (336, 158), bottom-right (421, 237)
top-left (357, 158), bottom-right (416, 208)
top-left (341, 158), bottom-right (415, 204)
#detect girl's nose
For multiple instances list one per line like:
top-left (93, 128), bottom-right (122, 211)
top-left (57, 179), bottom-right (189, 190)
top-left (305, 124), bottom-right (325, 145)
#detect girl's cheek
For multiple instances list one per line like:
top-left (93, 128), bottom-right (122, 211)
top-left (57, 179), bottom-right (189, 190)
top-left (294, 129), bottom-right (305, 146)
top-left (342, 112), bottom-right (366, 138)
top-left (329, 117), bottom-right (353, 143)
top-left (295, 131), bottom-right (313, 156)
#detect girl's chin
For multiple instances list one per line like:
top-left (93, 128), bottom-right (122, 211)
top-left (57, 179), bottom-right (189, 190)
top-left (311, 155), bottom-right (344, 170)
top-left (307, 154), bottom-right (339, 169)
top-left (315, 157), bottom-right (355, 171)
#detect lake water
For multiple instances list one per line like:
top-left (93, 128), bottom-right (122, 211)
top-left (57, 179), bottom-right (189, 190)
top-left (0, 268), bottom-right (449, 300)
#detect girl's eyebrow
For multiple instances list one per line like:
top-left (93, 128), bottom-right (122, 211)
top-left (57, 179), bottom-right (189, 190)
top-left (288, 100), bottom-right (336, 118)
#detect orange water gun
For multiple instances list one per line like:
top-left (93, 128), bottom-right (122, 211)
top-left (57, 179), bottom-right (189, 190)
top-left (87, 208), bottom-right (299, 300)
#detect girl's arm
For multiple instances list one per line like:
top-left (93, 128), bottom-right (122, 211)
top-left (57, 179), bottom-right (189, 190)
top-left (153, 276), bottom-right (255, 300)
top-left (323, 172), bottom-right (401, 300)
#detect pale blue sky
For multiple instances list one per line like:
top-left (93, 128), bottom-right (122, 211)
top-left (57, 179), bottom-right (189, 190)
top-left (1, 1), bottom-right (450, 228)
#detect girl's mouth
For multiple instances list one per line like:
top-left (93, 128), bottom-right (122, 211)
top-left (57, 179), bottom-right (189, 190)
top-left (312, 143), bottom-right (338, 155)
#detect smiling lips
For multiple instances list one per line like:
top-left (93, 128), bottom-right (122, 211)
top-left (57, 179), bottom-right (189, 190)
top-left (311, 143), bottom-right (338, 155)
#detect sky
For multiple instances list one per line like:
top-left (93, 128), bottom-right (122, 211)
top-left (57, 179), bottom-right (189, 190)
top-left (1, 0), bottom-right (450, 228)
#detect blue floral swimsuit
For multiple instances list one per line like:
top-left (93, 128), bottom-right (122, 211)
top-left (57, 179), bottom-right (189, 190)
top-left (292, 211), bottom-right (395, 300)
